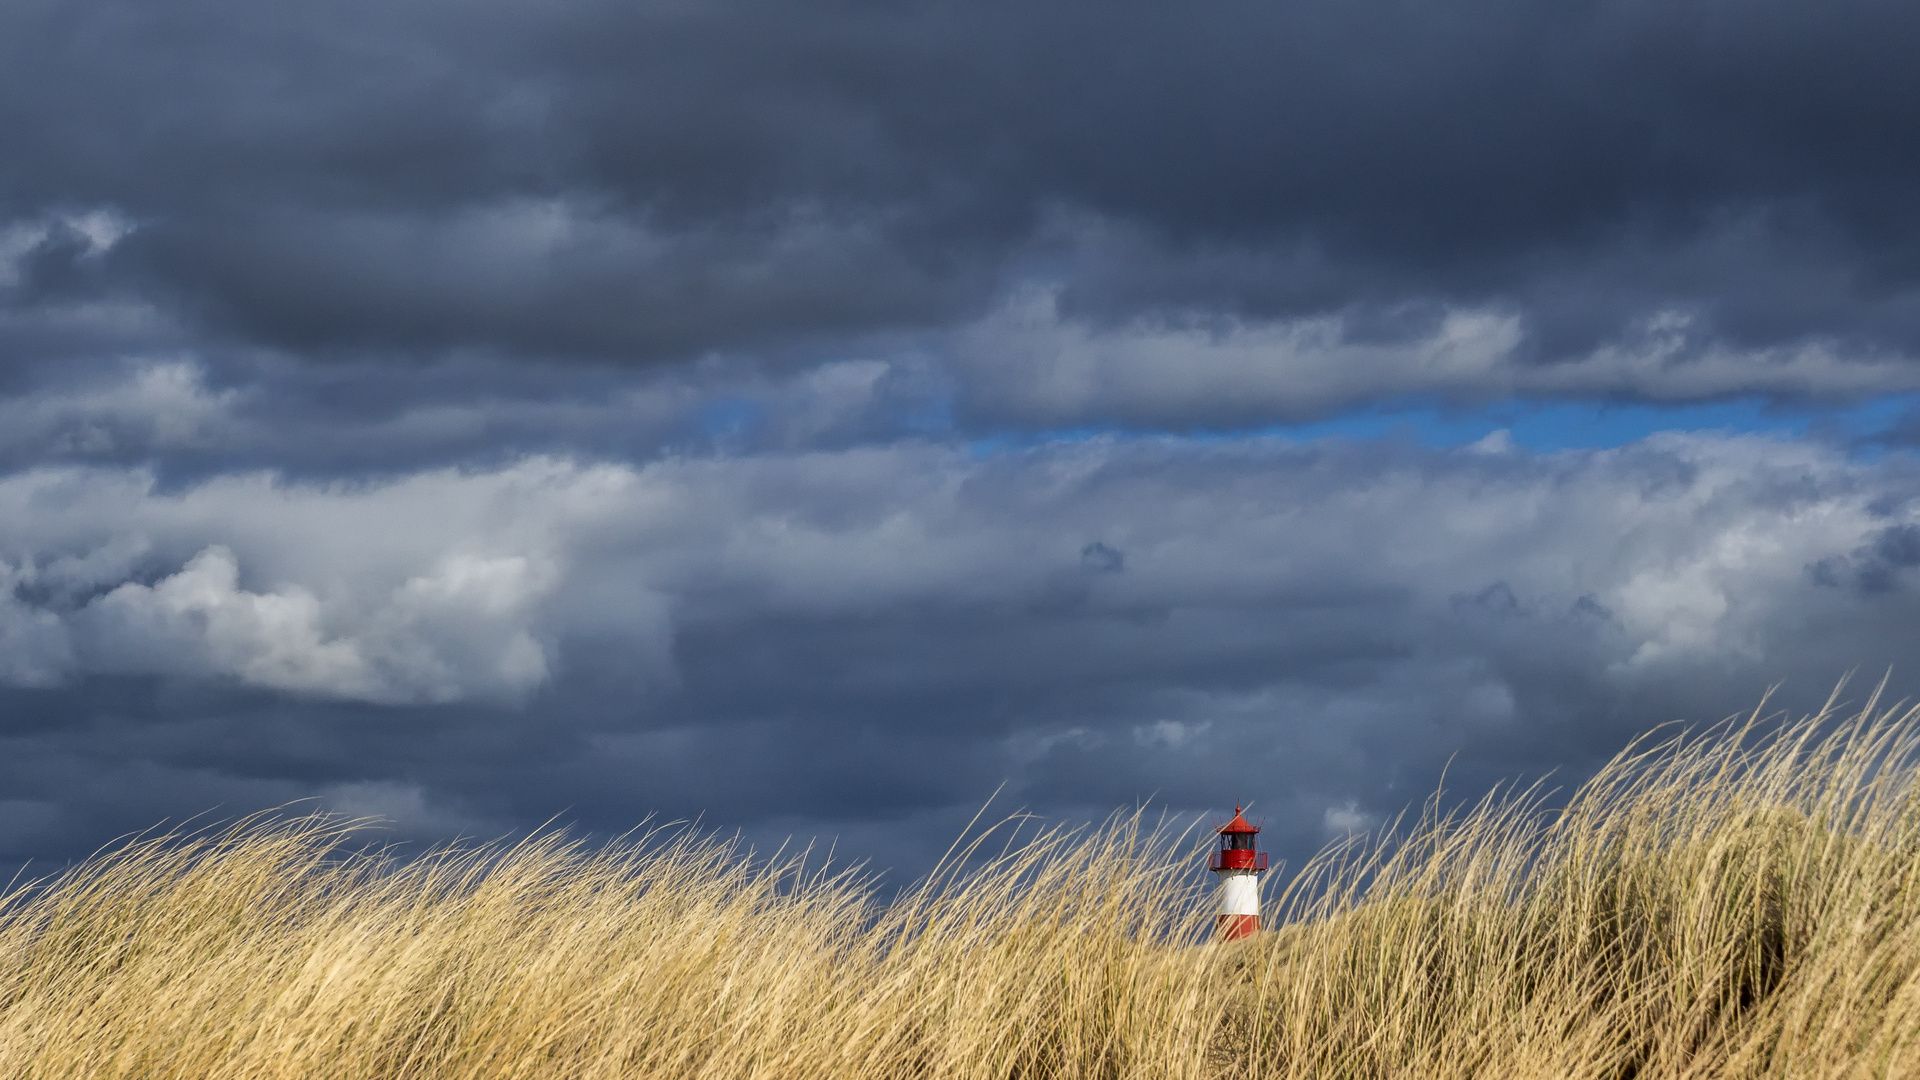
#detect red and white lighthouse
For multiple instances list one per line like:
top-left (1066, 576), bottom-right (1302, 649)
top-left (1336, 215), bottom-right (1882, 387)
top-left (1210, 806), bottom-right (1268, 941)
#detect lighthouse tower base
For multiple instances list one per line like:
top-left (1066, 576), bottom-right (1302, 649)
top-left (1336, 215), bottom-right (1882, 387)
top-left (1217, 913), bottom-right (1259, 940)
top-left (1215, 869), bottom-right (1260, 941)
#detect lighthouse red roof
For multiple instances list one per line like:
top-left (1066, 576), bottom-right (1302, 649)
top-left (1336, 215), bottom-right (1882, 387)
top-left (1216, 805), bottom-right (1260, 834)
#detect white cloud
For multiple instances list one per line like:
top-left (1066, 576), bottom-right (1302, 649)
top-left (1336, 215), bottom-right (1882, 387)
top-left (74, 546), bottom-right (553, 704)
top-left (0, 462), bottom-right (588, 704)
top-left (1134, 719), bottom-right (1210, 750)
top-left (1323, 801), bottom-right (1380, 837)
top-left (0, 431), bottom-right (1911, 718)
top-left (0, 361), bottom-right (239, 460)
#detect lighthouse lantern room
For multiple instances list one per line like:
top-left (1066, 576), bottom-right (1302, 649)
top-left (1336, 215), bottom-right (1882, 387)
top-left (1210, 806), bottom-right (1268, 941)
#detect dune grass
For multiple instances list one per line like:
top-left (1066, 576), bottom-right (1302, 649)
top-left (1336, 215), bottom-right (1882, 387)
top-left (9, 692), bottom-right (1920, 1077)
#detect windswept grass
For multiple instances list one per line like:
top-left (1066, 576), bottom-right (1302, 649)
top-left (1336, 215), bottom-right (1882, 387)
top-left (10, 691), bottom-right (1920, 1077)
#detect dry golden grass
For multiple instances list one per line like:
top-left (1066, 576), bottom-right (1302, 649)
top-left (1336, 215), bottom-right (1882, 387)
top-left (10, 689), bottom-right (1920, 1078)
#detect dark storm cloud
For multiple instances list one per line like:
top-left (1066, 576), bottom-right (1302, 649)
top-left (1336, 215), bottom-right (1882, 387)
top-left (3, 432), bottom-right (1919, 878)
top-left (11, 0), bottom-right (1920, 891)
top-left (5, 0), bottom-right (1920, 406)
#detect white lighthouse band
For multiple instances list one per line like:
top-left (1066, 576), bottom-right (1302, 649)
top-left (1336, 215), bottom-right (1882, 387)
top-left (1217, 870), bottom-right (1260, 917)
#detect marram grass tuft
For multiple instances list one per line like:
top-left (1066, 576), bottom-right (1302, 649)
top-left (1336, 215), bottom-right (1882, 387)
top-left (9, 693), bottom-right (1920, 1077)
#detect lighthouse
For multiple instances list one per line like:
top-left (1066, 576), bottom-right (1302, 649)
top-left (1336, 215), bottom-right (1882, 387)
top-left (1210, 806), bottom-right (1268, 941)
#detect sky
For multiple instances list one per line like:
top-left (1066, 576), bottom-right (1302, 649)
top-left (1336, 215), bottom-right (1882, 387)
top-left (7, 0), bottom-right (1920, 882)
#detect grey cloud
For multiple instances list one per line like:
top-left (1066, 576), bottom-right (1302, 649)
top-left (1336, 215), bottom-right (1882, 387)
top-left (4, 0), bottom-right (1920, 409)
top-left (3, 322), bottom-right (1905, 499)
top-left (945, 289), bottom-right (1920, 428)
top-left (1, 432), bottom-right (1918, 877)
top-left (1809, 522), bottom-right (1920, 595)
top-left (125, 200), bottom-right (978, 360)
top-left (0, 356), bottom-right (930, 481)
